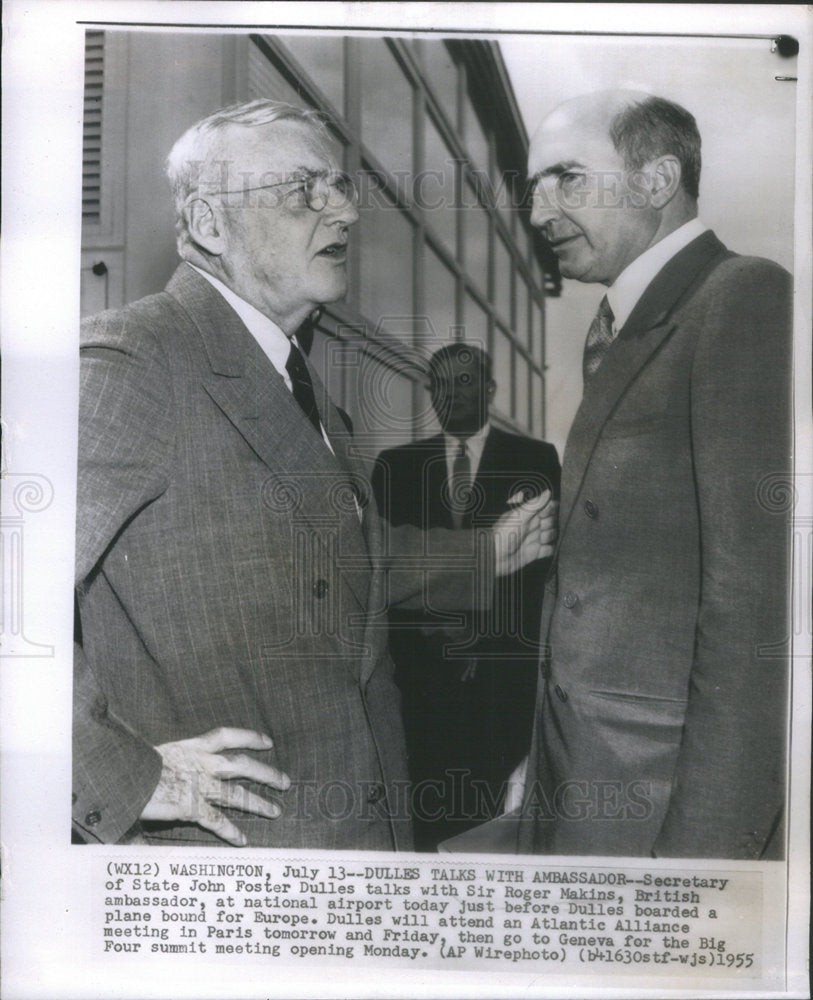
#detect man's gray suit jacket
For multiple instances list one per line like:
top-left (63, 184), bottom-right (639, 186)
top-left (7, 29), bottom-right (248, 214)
top-left (518, 231), bottom-right (792, 859)
top-left (73, 264), bottom-right (488, 850)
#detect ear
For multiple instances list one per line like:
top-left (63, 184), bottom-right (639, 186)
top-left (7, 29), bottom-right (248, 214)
top-left (648, 155), bottom-right (682, 209)
top-left (183, 196), bottom-right (227, 255)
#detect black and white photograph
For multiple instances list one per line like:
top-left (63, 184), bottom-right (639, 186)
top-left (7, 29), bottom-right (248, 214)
top-left (1, 2), bottom-right (810, 998)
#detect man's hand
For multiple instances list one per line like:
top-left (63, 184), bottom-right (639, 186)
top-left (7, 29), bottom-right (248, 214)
top-left (493, 489), bottom-right (558, 577)
top-left (140, 727), bottom-right (290, 847)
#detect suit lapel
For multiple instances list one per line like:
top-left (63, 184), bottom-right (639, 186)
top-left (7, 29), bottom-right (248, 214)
top-left (618, 230), bottom-right (729, 341)
top-left (475, 427), bottom-right (499, 482)
top-left (475, 427), bottom-right (514, 518)
top-left (204, 351), bottom-right (350, 498)
top-left (307, 363), bottom-right (366, 495)
top-left (558, 231), bottom-right (730, 537)
top-left (425, 435), bottom-right (451, 528)
top-left (166, 266), bottom-right (371, 611)
top-left (558, 324), bottom-right (677, 533)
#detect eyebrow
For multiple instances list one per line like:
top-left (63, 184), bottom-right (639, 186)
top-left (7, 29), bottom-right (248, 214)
top-left (529, 160), bottom-right (586, 184)
top-left (270, 164), bottom-right (324, 180)
top-left (287, 165), bottom-right (320, 178)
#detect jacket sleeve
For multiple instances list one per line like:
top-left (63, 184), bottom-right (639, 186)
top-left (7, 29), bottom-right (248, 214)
top-left (383, 522), bottom-right (494, 613)
top-left (653, 260), bottom-right (792, 858)
top-left (72, 311), bottom-right (174, 842)
top-left (72, 644), bottom-right (163, 843)
top-left (372, 438), bottom-right (560, 615)
top-left (544, 442), bottom-right (562, 501)
top-left (370, 450), bottom-right (391, 520)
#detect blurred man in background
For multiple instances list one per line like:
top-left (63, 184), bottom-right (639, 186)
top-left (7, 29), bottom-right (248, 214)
top-left (373, 343), bottom-right (560, 849)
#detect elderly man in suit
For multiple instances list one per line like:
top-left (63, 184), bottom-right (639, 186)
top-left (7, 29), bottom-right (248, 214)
top-left (512, 90), bottom-right (791, 859)
top-left (72, 99), bottom-right (556, 850)
top-left (373, 343), bottom-right (560, 849)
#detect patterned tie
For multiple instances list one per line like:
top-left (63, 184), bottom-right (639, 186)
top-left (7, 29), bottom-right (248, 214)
top-left (582, 294), bottom-right (615, 383)
top-left (450, 439), bottom-right (471, 529)
top-left (285, 342), bottom-right (322, 435)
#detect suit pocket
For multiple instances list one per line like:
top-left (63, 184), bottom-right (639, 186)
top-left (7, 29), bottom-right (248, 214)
top-left (589, 689), bottom-right (687, 707)
top-left (600, 414), bottom-right (676, 439)
top-left (587, 689), bottom-right (688, 758)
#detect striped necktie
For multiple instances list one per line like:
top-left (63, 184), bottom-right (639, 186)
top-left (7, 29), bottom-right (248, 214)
top-left (285, 342), bottom-right (322, 435)
top-left (582, 295), bottom-right (615, 383)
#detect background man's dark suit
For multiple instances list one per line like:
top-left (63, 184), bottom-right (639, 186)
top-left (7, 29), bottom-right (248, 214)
top-left (373, 424), bottom-right (560, 848)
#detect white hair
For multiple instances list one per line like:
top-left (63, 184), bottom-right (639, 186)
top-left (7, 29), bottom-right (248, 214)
top-left (165, 99), bottom-right (330, 248)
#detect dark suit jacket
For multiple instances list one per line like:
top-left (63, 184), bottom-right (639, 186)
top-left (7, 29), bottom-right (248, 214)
top-left (372, 427), bottom-right (560, 659)
top-left (72, 264), bottom-right (490, 850)
top-left (373, 428), bottom-right (559, 530)
top-left (517, 231), bottom-right (792, 859)
top-left (372, 428), bottom-right (560, 790)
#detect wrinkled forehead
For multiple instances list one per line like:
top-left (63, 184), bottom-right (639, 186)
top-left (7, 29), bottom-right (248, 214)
top-left (204, 118), bottom-right (338, 188)
top-left (527, 106), bottom-right (623, 179)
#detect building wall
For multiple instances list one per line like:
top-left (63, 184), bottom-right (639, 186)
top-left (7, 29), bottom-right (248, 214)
top-left (81, 31), bottom-right (231, 315)
top-left (123, 33), bottom-right (235, 304)
top-left (81, 30), bottom-right (556, 468)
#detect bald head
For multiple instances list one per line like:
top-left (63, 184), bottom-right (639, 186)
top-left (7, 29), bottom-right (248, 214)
top-left (532, 90), bottom-right (701, 199)
top-left (538, 89), bottom-right (644, 142)
top-left (528, 90), bottom-right (700, 285)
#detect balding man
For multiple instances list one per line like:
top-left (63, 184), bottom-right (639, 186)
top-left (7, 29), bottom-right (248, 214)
top-left (72, 99), bottom-right (556, 850)
top-left (514, 91), bottom-right (791, 859)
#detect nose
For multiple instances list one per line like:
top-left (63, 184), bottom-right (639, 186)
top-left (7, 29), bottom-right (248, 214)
top-left (530, 195), bottom-right (560, 234)
top-left (324, 193), bottom-right (359, 228)
top-left (342, 197), bottom-right (359, 227)
top-left (529, 180), bottom-right (561, 234)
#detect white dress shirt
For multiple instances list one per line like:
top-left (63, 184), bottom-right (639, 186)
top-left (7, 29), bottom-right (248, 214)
top-left (188, 263), bottom-right (296, 381)
top-left (187, 263), bottom-right (336, 453)
top-left (187, 264), bottom-right (366, 521)
top-left (606, 218), bottom-right (708, 336)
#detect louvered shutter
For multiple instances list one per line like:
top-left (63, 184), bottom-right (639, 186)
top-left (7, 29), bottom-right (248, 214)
top-left (82, 31), bottom-right (104, 227)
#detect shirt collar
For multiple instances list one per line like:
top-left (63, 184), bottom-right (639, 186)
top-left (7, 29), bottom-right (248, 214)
top-left (446, 420), bottom-right (490, 448)
top-left (187, 264), bottom-right (345, 464)
top-left (444, 420), bottom-right (491, 470)
top-left (606, 218), bottom-right (708, 334)
top-left (187, 262), bottom-right (292, 377)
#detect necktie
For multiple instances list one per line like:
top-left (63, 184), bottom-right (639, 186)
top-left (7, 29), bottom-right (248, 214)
top-left (285, 342), bottom-right (322, 436)
top-left (450, 439), bottom-right (471, 529)
top-left (582, 294), bottom-right (615, 383)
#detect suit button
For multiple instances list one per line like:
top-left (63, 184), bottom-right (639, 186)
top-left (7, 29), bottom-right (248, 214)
top-left (312, 579), bottom-right (329, 599)
top-left (555, 685), bottom-right (568, 702)
top-left (563, 591), bottom-right (579, 609)
top-left (85, 810), bottom-right (101, 827)
top-left (584, 499), bottom-right (598, 519)
top-left (367, 783), bottom-right (386, 805)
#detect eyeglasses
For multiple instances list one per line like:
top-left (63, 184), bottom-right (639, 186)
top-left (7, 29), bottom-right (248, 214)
top-left (213, 170), bottom-right (357, 212)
